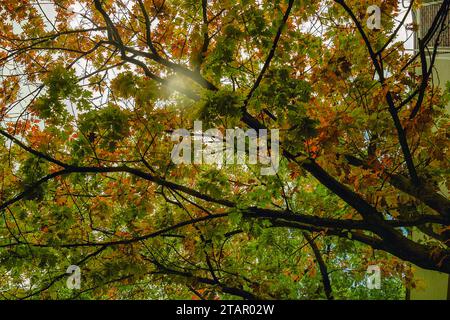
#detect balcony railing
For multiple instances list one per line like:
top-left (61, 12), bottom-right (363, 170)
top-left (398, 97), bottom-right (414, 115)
top-left (416, 1), bottom-right (450, 51)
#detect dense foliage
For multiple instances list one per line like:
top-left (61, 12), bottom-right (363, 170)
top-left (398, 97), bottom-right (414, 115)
top-left (0, 0), bottom-right (449, 299)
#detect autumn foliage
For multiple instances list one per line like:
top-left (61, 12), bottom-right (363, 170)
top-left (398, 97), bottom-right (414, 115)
top-left (0, 0), bottom-right (449, 299)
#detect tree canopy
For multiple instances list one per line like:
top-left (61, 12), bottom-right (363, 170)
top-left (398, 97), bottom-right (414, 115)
top-left (0, 0), bottom-right (449, 300)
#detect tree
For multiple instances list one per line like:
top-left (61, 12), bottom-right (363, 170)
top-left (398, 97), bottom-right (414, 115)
top-left (0, 0), bottom-right (448, 300)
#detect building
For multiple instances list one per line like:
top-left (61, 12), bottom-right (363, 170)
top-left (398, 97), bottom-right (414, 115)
top-left (410, 0), bottom-right (450, 300)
